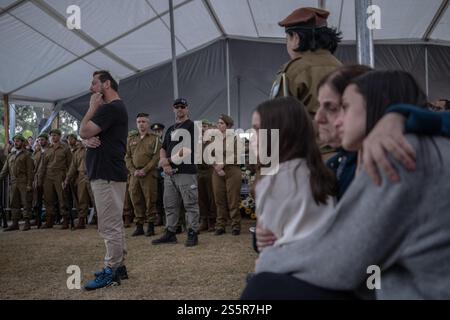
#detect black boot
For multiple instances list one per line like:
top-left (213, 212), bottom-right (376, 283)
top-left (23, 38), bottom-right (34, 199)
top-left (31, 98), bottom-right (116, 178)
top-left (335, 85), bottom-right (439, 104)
top-left (151, 229), bottom-right (177, 245)
top-left (131, 223), bottom-right (144, 237)
top-left (145, 222), bottom-right (155, 237)
top-left (185, 228), bottom-right (198, 247)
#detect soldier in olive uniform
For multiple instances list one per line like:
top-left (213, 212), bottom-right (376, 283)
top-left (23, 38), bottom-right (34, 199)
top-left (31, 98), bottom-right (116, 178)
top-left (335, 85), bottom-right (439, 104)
top-left (63, 134), bottom-right (95, 229)
top-left (125, 113), bottom-right (161, 237)
top-left (198, 119), bottom-right (217, 232)
top-left (270, 7), bottom-right (342, 116)
top-left (0, 134), bottom-right (34, 231)
top-left (123, 130), bottom-right (138, 228)
top-left (211, 114), bottom-right (242, 236)
top-left (31, 133), bottom-right (49, 228)
top-left (38, 129), bottom-right (72, 229)
top-left (150, 123), bottom-right (166, 226)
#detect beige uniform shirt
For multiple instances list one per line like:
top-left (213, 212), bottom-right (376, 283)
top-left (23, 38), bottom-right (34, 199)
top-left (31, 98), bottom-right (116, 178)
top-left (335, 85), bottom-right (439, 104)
top-left (271, 49), bottom-right (342, 114)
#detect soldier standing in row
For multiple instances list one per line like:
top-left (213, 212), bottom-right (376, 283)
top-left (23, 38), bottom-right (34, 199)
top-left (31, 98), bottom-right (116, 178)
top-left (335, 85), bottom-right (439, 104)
top-left (38, 129), bottom-right (72, 229)
top-left (125, 113), bottom-right (161, 237)
top-left (211, 114), bottom-right (242, 236)
top-left (0, 134), bottom-right (34, 231)
top-left (150, 122), bottom-right (165, 226)
top-left (63, 134), bottom-right (95, 229)
top-left (31, 133), bottom-right (49, 228)
top-left (123, 130), bottom-right (137, 228)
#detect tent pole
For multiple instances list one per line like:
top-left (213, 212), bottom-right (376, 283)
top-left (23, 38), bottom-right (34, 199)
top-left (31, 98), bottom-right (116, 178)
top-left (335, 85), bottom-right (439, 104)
top-left (355, 0), bottom-right (374, 67)
top-left (9, 103), bottom-right (15, 142)
top-left (3, 95), bottom-right (9, 145)
top-left (425, 46), bottom-right (429, 97)
top-left (226, 39), bottom-right (231, 116)
top-left (169, 0), bottom-right (179, 99)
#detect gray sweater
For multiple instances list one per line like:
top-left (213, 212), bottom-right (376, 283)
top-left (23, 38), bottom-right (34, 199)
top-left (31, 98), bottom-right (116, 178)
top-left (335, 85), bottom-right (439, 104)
top-left (256, 135), bottom-right (450, 299)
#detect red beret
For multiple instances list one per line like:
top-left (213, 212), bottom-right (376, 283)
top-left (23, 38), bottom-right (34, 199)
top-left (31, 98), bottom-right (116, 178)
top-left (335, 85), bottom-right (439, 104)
top-left (279, 7), bottom-right (329, 29)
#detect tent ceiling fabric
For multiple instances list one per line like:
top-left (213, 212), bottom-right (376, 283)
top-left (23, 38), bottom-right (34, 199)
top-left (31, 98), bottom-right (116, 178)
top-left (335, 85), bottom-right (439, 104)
top-left (0, 0), bottom-right (449, 103)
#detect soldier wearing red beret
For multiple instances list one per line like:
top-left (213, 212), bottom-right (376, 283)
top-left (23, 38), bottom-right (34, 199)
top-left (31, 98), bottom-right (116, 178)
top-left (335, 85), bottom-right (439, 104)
top-left (270, 7), bottom-right (343, 116)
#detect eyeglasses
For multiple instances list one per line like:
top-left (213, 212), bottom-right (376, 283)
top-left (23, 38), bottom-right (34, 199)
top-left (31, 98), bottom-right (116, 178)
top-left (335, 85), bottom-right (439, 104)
top-left (173, 105), bottom-right (187, 109)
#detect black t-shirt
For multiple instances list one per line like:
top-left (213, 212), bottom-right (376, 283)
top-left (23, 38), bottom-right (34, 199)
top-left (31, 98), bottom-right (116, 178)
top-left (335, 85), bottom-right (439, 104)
top-left (86, 99), bottom-right (128, 182)
top-left (162, 119), bottom-right (197, 174)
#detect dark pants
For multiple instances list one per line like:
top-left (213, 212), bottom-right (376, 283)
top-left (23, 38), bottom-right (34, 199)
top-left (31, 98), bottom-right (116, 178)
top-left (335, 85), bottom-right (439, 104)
top-left (241, 272), bottom-right (358, 300)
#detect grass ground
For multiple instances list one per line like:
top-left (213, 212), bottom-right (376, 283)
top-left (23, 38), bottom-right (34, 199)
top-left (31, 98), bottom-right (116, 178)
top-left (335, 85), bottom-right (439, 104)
top-left (0, 219), bottom-right (256, 300)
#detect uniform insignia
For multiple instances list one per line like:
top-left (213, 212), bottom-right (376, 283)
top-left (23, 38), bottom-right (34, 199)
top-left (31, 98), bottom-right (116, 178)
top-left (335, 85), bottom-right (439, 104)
top-left (270, 74), bottom-right (281, 98)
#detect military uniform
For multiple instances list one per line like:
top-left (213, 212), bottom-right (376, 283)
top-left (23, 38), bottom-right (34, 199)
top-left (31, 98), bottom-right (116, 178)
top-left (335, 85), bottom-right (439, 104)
top-left (150, 123), bottom-right (166, 226)
top-left (271, 50), bottom-right (342, 114)
top-left (65, 142), bottom-right (94, 229)
top-left (212, 115), bottom-right (242, 235)
top-left (0, 137), bottom-right (34, 231)
top-left (32, 140), bottom-right (46, 228)
top-left (123, 131), bottom-right (137, 228)
top-left (38, 138), bottom-right (72, 228)
top-left (270, 7), bottom-right (342, 115)
top-left (125, 130), bottom-right (161, 234)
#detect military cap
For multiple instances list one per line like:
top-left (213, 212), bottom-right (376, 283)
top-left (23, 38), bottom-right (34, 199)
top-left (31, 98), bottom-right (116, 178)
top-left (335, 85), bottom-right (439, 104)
top-left (279, 7), bottom-right (329, 29)
top-left (151, 123), bottom-right (165, 131)
top-left (12, 134), bottom-right (26, 142)
top-left (38, 133), bottom-right (49, 140)
top-left (173, 98), bottom-right (188, 107)
top-left (67, 133), bottom-right (78, 139)
top-left (49, 129), bottom-right (62, 136)
top-left (136, 112), bottom-right (149, 118)
top-left (219, 114), bottom-right (234, 127)
top-left (201, 119), bottom-right (211, 126)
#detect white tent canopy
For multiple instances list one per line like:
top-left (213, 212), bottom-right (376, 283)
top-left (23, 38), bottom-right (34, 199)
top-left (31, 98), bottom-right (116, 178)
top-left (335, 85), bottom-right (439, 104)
top-left (1, 0), bottom-right (449, 104)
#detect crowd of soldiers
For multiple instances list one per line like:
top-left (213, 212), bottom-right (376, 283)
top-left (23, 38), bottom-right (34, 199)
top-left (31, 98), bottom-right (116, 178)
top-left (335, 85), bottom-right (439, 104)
top-left (1, 113), bottom-right (223, 235)
top-left (0, 129), bottom-right (95, 231)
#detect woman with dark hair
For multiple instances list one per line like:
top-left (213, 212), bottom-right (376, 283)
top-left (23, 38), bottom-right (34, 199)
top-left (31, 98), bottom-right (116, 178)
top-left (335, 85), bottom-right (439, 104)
top-left (252, 96), bottom-right (336, 250)
top-left (212, 114), bottom-right (242, 236)
top-left (244, 70), bottom-right (450, 300)
top-left (316, 65), bottom-right (372, 199)
top-left (336, 70), bottom-right (428, 160)
top-left (270, 7), bottom-right (342, 116)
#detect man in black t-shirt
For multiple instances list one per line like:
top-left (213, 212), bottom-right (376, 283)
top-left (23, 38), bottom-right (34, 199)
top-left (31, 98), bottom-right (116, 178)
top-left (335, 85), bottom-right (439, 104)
top-left (151, 98), bottom-right (200, 247)
top-left (80, 70), bottom-right (128, 290)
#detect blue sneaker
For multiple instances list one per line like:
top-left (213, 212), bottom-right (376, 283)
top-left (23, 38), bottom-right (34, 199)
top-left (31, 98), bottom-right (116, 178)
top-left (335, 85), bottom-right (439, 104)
top-left (84, 267), bottom-right (120, 291)
top-left (93, 265), bottom-right (128, 280)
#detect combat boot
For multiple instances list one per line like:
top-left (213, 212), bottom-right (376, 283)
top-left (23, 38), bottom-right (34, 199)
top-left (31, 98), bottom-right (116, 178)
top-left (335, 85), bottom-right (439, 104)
top-left (22, 219), bottom-right (31, 231)
top-left (185, 229), bottom-right (198, 247)
top-left (151, 229), bottom-right (177, 245)
top-left (131, 223), bottom-right (144, 236)
top-left (4, 219), bottom-right (19, 231)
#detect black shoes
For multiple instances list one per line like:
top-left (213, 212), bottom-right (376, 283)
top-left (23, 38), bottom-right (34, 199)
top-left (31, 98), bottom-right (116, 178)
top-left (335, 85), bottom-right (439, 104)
top-left (151, 230), bottom-right (177, 245)
top-left (185, 229), bottom-right (198, 247)
top-left (132, 223), bottom-right (145, 237)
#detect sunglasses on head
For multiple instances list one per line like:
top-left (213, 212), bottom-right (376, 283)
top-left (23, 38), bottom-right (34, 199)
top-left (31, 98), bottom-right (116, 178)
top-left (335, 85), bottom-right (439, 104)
top-left (174, 104), bottom-right (187, 109)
